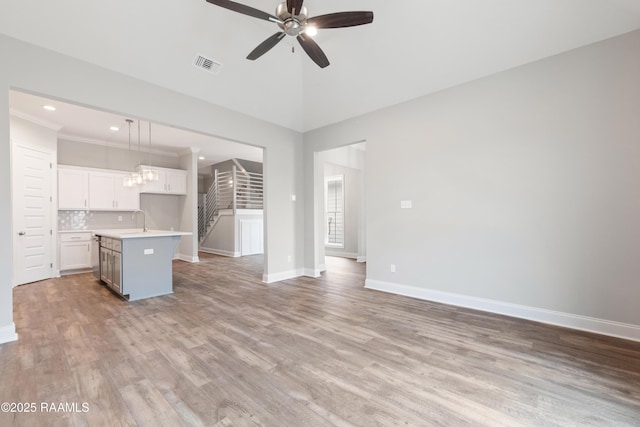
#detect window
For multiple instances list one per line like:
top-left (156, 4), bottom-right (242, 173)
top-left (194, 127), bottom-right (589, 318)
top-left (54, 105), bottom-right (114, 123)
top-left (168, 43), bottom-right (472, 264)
top-left (325, 175), bottom-right (344, 248)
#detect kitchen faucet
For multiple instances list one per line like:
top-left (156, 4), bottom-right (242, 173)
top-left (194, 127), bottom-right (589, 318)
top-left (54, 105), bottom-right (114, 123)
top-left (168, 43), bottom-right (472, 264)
top-left (132, 209), bottom-right (147, 232)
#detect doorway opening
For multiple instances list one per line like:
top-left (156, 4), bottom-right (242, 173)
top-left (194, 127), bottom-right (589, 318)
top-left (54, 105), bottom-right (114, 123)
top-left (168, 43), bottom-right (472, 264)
top-left (314, 142), bottom-right (366, 276)
top-left (9, 89), bottom-right (268, 290)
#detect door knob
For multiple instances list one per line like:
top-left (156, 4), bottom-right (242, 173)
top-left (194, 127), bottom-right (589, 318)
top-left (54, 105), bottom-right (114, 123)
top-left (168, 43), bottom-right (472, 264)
top-left (18, 231), bottom-right (26, 236)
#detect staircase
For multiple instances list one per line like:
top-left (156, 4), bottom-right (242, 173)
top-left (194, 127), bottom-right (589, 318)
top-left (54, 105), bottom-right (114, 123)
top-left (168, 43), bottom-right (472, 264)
top-left (199, 165), bottom-right (263, 243)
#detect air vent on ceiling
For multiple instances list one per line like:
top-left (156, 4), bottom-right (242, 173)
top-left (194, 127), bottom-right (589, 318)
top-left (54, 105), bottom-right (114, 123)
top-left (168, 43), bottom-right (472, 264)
top-left (193, 54), bottom-right (223, 74)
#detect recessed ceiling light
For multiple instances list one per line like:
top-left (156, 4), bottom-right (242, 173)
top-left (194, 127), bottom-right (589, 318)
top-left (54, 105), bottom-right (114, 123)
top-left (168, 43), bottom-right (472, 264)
top-left (42, 105), bottom-right (56, 111)
top-left (110, 126), bottom-right (119, 131)
top-left (198, 156), bottom-right (205, 160)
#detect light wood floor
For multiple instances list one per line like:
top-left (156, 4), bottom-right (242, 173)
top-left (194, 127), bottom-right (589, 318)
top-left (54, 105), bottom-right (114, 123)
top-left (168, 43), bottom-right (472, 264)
top-left (1, 254), bottom-right (639, 426)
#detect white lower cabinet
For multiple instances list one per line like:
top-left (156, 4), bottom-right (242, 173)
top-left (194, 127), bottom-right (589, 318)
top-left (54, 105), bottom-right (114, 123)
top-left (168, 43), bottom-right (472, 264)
top-left (59, 232), bottom-right (92, 271)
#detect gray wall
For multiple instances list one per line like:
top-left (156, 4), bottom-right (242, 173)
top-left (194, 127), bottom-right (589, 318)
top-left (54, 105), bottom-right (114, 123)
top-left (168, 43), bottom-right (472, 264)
top-left (304, 30), bottom-right (640, 330)
top-left (58, 138), bottom-right (181, 170)
top-left (0, 34), bottom-right (303, 340)
top-left (177, 149), bottom-right (199, 262)
top-left (237, 159), bottom-right (263, 174)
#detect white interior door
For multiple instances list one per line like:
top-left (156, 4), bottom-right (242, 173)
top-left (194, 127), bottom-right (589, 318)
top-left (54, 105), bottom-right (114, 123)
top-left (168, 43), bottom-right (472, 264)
top-left (13, 144), bottom-right (54, 286)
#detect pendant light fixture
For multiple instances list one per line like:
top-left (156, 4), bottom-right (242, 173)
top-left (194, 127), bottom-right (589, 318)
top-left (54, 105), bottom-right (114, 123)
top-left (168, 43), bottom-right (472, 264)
top-left (127, 120), bottom-right (145, 186)
top-left (123, 119), bottom-right (136, 188)
top-left (136, 121), bottom-right (159, 182)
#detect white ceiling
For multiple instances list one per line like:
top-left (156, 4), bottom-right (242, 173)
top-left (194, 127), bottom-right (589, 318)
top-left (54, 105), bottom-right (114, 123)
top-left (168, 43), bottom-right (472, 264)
top-left (2, 0), bottom-right (640, 133)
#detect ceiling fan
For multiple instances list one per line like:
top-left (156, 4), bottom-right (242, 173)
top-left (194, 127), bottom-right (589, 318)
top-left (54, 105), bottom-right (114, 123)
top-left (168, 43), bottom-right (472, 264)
top-left (205, 0), bottom-right (374, 68)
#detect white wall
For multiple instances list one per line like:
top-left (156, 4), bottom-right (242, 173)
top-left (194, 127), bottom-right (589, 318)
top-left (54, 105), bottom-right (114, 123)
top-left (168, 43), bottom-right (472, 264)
top-left (0, 89), bottom-right (12, 343)
top-left (10, 116), bottom-right (59, 152)
top-left (0, 34), bottom-right (304, 343)
top-left (304, 30), bottom-right (640, 340)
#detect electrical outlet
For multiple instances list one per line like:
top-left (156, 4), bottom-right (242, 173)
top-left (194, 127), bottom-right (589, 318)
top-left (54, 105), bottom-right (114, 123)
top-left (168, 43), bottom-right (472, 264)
top-left (287, 255), bottom-right (292, 262)
top-left (390, 264), bottom-right (396, 273)
top-left (144, 249), bottom-right (154, 255)
top-left (118, 215), bottom-right (123, 222)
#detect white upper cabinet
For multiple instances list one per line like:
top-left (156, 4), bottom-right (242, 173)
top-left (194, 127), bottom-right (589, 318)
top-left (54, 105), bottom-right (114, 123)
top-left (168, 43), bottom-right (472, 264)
top-left (89, 172), bottom-right (116, 210)
top-left (114, 174), bottom-right (140, 209)
top-left (58, 167), bottom-right (89, 210)
top-left (89, 172), bottom-right (139, 210)
top-left (58, 166), bottom-right (140, 211)
top-left (140, 166), bottom-right (187, 195)
top-left (165, 169), bottom-right (188, 194)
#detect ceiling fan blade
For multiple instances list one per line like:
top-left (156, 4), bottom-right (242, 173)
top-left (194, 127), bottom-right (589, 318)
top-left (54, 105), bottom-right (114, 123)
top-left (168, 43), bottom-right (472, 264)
top-left (205, 0), bottom-right (282, 24)
top-left (307, 11), bottom-right (374, 29)
top-left (286, 0), bottom-right (294, 14)
top-left (297, 34), bottom-right (330, 68)
top-left (247, 32), bottom-right (286, 60)
top-left (293, 0), bottom-right (304, 16)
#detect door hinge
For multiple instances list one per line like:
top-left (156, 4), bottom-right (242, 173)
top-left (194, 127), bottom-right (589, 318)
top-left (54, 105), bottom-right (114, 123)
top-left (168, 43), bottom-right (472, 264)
top-left (50, 230), bottom-right (52, 235)
top-left (50, 163), bottom-right (52, 169)
top-left (50, 263), bottom-right (53, 268)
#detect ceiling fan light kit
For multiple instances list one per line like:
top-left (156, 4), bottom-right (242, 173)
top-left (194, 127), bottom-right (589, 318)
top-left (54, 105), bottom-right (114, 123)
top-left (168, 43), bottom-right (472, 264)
top-left (205, 0), bottom-right (374, 68)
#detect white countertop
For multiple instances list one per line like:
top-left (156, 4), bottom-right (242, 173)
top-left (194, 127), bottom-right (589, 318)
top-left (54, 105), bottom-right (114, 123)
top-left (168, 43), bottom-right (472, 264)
top-left (93, 229), bottom-right (192, 239)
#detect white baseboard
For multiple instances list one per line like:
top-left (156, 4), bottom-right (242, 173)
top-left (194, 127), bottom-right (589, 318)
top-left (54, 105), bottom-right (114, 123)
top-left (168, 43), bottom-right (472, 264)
top-left (357, 256), bottom-right (367, 263)
top-left (319, 264), bottom-right (326, 273)
top-left (263, 269), bottom-right (304, 283)
top-left (60, 268), bottom-right (91, 276)
top-left (174, 254), bottom-right (200, 263)
top-left (199, 248), bottom-right (240, 258)
top-left (0, 323), bottom-right (18, 344)
top-left (365, 279), bottom-right (640, 343)
top-left (304, 268), bottom-right (322, 278)
top-left (325, 251), bottom-right (358, 259)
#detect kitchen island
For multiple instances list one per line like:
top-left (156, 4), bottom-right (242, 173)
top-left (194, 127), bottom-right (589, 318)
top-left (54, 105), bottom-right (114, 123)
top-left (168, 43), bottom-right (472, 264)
top-left (94, 229), bottom-right (191, 301)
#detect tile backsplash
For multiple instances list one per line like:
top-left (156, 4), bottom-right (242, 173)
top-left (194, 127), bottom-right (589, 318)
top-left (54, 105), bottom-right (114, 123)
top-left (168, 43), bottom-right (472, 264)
top-left (58, 210), bottom-right (138, 231)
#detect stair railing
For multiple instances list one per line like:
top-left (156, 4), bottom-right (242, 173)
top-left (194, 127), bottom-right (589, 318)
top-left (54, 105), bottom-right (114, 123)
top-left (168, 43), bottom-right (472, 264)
top-left (201, 165), bottom-right (264, 242)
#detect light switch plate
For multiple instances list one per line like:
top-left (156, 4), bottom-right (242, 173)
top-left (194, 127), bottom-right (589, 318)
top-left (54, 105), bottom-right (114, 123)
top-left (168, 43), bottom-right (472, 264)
top-left (401, 200), bottom-right (412, 209)
top-left (144, 249), bottom-right (154, 255)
